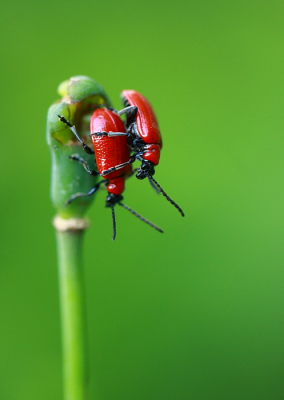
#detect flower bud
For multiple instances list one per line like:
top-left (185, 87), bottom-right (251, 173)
top-left (46, 76), bottom-right (112, 218)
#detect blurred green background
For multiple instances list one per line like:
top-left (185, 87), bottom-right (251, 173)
top-left (1, 0), bottom-right (284, 399)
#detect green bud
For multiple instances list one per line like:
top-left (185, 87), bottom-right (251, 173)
top-left (46, 76), bottom-right (112, 219)
top-left (58, 75), bottom-right (111, 105)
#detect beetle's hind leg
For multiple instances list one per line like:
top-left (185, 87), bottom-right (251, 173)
top-left (65, 180), bottom-right (107, 206)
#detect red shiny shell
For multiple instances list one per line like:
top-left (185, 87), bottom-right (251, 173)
top-left (142, 144), bottom-right (161, 166)
top-left (107, 177), bottom-right (125, 195)
top-left (90, 108), bottom-right (131, 181)
top-left (122, 90), bottom-right (162, 146)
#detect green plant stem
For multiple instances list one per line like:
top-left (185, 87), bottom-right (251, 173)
top-left (56, 228), bottom-right (87, 400)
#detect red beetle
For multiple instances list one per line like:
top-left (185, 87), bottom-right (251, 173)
top-left (90, 108), bottom-right (132, 200)
top-left (121, 90), bottom-right (162, 177)
top-left (57, 109), bottom-right (163, 240)
top-left (100, 90), bottom-right (184, 217)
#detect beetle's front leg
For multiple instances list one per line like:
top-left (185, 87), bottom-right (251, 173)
top-left (90, 131), bottom-right (128, 138)
top-left (57, 114), bottom-right (94, 155)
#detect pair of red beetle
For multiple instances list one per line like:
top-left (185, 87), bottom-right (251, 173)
top-left (58, 90), bottom-right (184, 240)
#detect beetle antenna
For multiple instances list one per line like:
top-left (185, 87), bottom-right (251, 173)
top-left (147, 175), bottom-right (185, 217)
top-left (148, 176), bottom-right (160, 194)
top-left (111, 204), bottom-right (116, 241)
top-left (118, 202), bottom-right (163, 233)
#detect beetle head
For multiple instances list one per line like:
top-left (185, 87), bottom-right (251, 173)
top-left (136, 160), bottom-right (155, 180)
top-left (106, 193), bottom-right (123, 207)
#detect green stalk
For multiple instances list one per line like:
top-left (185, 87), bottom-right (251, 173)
top-left (55, 220), bottom-right (88, 400)
top-left (47, 76), bottom-right (112, 399)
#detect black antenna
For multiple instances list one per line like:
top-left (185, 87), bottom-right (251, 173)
top-left (148, 176), bottom-right (160, 194)
top-left (111, 205), bottom-right (117, 241)
top-left (118, 202), bottom-right (163, 233)
top-left (147, 175), bottom-right (184, 217)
